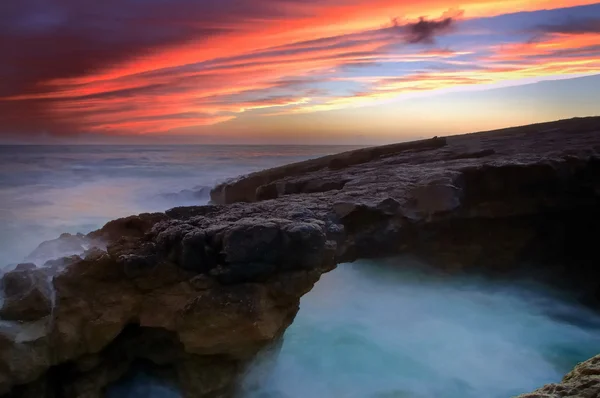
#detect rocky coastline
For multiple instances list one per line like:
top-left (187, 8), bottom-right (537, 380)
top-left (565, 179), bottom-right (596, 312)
top-left (1, 117), bottom-right (599, 397)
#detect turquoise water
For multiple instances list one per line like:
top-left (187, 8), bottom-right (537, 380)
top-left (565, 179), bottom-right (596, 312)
top-left (239, 259), bottom-right (600, 398)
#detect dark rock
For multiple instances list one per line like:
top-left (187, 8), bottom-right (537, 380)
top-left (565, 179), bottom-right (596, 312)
top-left (160, 186), bottom-right (210, 202)
top-left (165, 205), bottom-right (222, 220)
top-left (332, 203), bottom-right (391, 234)
top-left (281, 222), bottom-right (328, 270)
top-left (88, 213), bottom-right (168, 242)
top-left (375, 198), bottom-right (402, 215)
top-left (255, 183), bottom-right (279, 201)
top-left (180, 231), bottom-right (213, 272)
top-left (303, 178), bottom-right (348, 193)
top-left (3, 268), bottom-right (37, 297)
top-left (518, 354), bottom-right (600, 397)
top-left (211, 137), bottom-right (447, 204)
top-left (410, 179), bottom-right (462, 218)
top-left (447, 148), bottom-right (496, 160)
top-left (0, 268), bottom-right (52, 321)
top-left (14, 264), bottom-right (36, 272)
top-left (222, 221), bottom-right (283, 264)
top-left (121, 254), bottom-right (159, 278)
top-left (42, 255), bottom-right (81, 273)
top-left (210, 263), bottom-right (277, 284)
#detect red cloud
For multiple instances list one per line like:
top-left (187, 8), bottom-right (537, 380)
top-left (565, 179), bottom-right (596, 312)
top-left (0, 0), bottom-right (598, 136)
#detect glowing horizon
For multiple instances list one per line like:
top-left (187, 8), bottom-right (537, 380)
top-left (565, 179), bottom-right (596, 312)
top-left (1, 0), bottom-right (599, 143)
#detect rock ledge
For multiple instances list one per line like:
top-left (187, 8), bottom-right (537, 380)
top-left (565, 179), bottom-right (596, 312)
top-left (1, 117), bottom-right (600, 397)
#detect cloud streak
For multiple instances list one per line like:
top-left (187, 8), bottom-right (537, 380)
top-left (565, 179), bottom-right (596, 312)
top-left (0, 0), bottom-right (599, 137)
top-left (535, 17), bottom-right (600, 34)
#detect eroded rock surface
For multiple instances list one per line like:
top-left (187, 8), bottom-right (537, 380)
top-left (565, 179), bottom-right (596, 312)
top-left (1, 117), bottom-right (600, 397)
top-left (517, 354), bottom-right (600, 397)
top-left (0, 215), bottom-right (333, 397)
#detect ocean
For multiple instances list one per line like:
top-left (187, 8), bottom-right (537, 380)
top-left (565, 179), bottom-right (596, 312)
top-left (0, 144), bottom-right (357, 266)
top-left (1, 145), bottom-right (599, 398)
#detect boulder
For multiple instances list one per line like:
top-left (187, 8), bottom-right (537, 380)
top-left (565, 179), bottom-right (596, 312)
top-left (0, 267), bottom-right (52, 321)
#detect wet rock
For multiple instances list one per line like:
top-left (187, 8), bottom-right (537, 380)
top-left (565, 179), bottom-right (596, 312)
top-left (255, 183), bottom-right (279, 201)
top-left (256, 178), bottom-right (349, 201)
top-left (88, 213), bottom-right (168, 242)
top-left (13, 264), bottom-right (37, 272)
top-left (177, 356), bottom-right (240, 398)
top-left (0, 268), bottom-right (52, 322)
top-left (447, 148), bottom-right (496, 160)
top-left (43, 255), bottom-right (82, 274)
top-left (281, 222), bottom-right (328, 270)
top-left (210, 263), bottom-right (277, 285)
top-left (410, 180), bottom-right (462, 217)
top-left (179, 231), bottom-right (216, 272)
top-left (518, 354), bottom-right (600, 397)
top-left (165, 205), bottom-right (222, 220)
top-left (221, 220), bottom-right (283, 264)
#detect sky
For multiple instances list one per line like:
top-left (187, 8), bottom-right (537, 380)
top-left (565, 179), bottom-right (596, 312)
top-left (1, 0), bottom-right (599, 144)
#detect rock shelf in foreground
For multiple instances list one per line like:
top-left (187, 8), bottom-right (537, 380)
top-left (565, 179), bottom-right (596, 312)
top-left (1, 117), bottom-right (600, 397)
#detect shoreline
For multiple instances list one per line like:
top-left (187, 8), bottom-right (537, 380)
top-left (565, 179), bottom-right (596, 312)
top-left (1, 116), bottom-right (599, 397)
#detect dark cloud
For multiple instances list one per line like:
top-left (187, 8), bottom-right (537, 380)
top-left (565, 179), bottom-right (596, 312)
top-left (0, 0), bottom-right (303, 97)
top-left (396, 16), bottom-right (459, 44)
top-left (0, 0), bottom-right (314, 134)
top-left (0, 1), bottom-right (463, 136)
top-left (535, 17), bottom-right (600, 35)
top-left (198, 16), bottom-right (457, 70)
top-left (0, 1), bottom-right (462, 98)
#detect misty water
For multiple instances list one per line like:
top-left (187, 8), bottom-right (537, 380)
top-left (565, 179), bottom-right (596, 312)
top-left (106, 260), bottom-right (600, 398)
top-left (239, 260), bottom-right (600, 398)
top-left (0, 144), bottom-right (356, 266)
top-left (1, 145), bottom-right (599, 398)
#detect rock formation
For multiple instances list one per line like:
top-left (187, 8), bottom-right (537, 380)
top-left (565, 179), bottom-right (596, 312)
top-left (0, 214), bottom-right (334, 398)
top-left (1, 117), bottom-right (599, 397)
top-left (517, 354), bottom-right (600, 397)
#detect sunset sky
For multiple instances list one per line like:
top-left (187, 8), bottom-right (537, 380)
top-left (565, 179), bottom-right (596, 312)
top-left (1, 0), bottom-right (599, 144)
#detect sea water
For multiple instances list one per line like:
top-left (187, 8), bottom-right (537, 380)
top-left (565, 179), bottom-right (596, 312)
top-left (1, 145), bottom-right (598, 398)
top-left (108, 260), bottom-right (600, 398)
top-left (239, 260), bottom-right (600, 398)
top-left (0, 144), bottom-right (354, 266)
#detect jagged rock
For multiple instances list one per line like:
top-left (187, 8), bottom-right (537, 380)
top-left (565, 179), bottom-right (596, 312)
top-left (517, 354), bottom-right (600, 397)
top-left (0, 267), bottom-right (52, 321)
top-left (209, 263), bottom-right (277, 285)
top-left (1, 117), bottom-right (600, 397)
top-left (221, 220), bottom-right (283, 264)
top-left (0, 214), bottom-right (333, 396)
top-left (410, 179), bottom-right (462, 217)
top-left (256, 178), bottom-right (349, 201)
top-left (88, 213), bottom-right (169, 242)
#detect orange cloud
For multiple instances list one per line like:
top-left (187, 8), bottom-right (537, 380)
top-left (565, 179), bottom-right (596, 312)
top-left (276, 30), bottom-right (600, 114)
top-left (0, 0), bottom-right (599, 136)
